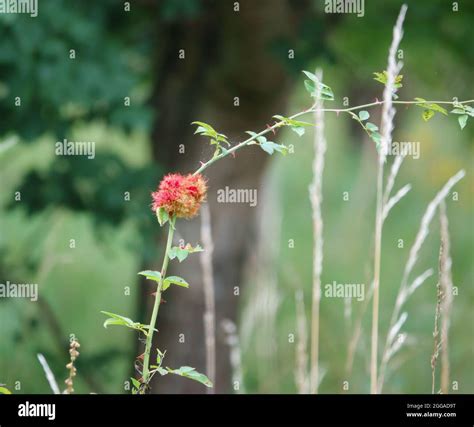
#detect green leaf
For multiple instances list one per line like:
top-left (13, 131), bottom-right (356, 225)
top-left (156, 349), bottom-right (166, 366)
top-left (302, 70), bottom-right (317, 82)
top-left (156, 207), bottom-right (169, 227)
top-left (374, 71), bottom-right (403, 88)
top-left (101, 313), bottom-right (149, 334)
top-left (130, 377), bottom-right (140, 389)
top-left (358, 111), bottom-right (370, 121)
top-left (157, 367), bottom-right (168, 376)
top-left (260, 140), bottom-right (275, 155)
top-left (422, 109), bottom-right (435, 122)
top-left (162, 275), bottom-right (190, 291)
top-left (192, 121), bottom-right (218, 138)
top-left (102, 311), bottom-right (135, 328)
top-left (169, 244), bottom-right (204, 262)
top-left (365, 122), bottom-right (378, 132)
top-left (302, 71), bottom-right (334, 101)
top-left (166, 366), bottom-right (213, 388)
top-left (415, 99), bottom-right (448, 119)
top-left (192, 121), bottom-right (229, 147)
top-left (290, 126), bottom-right (305, 137)
top-left (101, 311), bottom-right (156, 335)
top-left (138, 270), bottom-right (162, 283)
top-left (0, 387), bottom-right (11, 394)
top-left (260, 140), bottom-right (288, 155)
top-left (451, 105), bottom-right (474, 118)
top-left (168, 246), bottom-right (188, 262)
top-left (465, 105), bottom-right (474, 117)
top-left (370, 131), bottom-right (382, 149)
top-left (458, 114), bottom-right (468, 130)
top-left (273, 115), bottom-right (313, 128)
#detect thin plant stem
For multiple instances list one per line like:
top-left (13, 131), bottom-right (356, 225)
top-left (371, 158), bottom-right (384, 394)
top-left (431, 279), bottom-right (442, 394)
top-left (370, 3), bottom-right (407, 394)
top-left (309, 69), bottom-right (326, 394)
top-left (192, 99), bottom-right (474, 177)
top-left (37, 354), bottom-right (60, 395)
top-left (142, 216), bottom-right (176, 386)
top-left (439, 201), bottom-right (453, 394)
top-left (199, 203), bottom-right (216, 393)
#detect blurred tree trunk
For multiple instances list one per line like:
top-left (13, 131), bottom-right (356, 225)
top-left (141, 0), bottom-right (294, 393)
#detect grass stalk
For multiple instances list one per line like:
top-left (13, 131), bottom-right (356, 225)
top-left (370, 4), bottom-right (407, 394)
top-left (200, 203), bottom-right (216, 393)
top-left (309, 69), bottom-right (326, 394)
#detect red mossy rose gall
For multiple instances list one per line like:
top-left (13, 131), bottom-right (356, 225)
top-left (151, 173), bottom-right (207, 219)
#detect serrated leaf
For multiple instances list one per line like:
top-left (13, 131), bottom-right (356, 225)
top-left (370, 131), bottom-right (382, 149)
top-left (192, 121), bottom-right (217, 137)
top-left (260, 140), bottom-right (275, 155)
top-left (156, 349), bottom-right (165, 366)
top-left (259, 140), bottom-right (287, 155)
top-left (302, 71), bottom-right (334, 100)
top-left (156, 207), bottom-right (169, 227)
top-left (458, 114), bottom-right (468, 129)
top-left (166, 366), bottom-right (213, 388)
top-left (130, 377), bottom-right (140, 389)
top-left (168, 246), bottom-right (188, 262)
top-left (169, 244), bottom-right (204, 262)
top-left (365, 122), bottom-right (378, 132)
top-left (359, 110), bottom-right (370, 121)
top-left (304, 79), bottom-right (316, 95)
top-left (423, 109), bottom-right (435, 122)
top-left (374, 71), bottom-right (403, 88)
top-left (100, 311), bottom-right (156, 335)
top-left (465, 105), bottom-right (474, 117)
top-left (415, 100), bottom-right (447, 116)
top-left (290, 126), bottom-right (305, 137)
top-left (163, 275), bottom-right (190, 291)
top-left (273, 115), bottom-right (313, 127)
top-left (101, 311), bottom-right (135, 328)
top-left (157, 367), bottom-right (168, 376)
top-left (138, 270), bottom-right (162, 283)
top-left (302, 70), bottom-right (318, 82)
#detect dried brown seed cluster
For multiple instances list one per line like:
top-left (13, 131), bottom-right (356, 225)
top-left (64, 339), bottom-right (80, 394)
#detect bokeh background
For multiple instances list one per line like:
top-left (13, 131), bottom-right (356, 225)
top-left (0, 0), bottom-right (472, 394)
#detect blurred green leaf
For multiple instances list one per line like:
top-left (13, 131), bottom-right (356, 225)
top-left (458, 114), bottom-right (468, 129)
top-left (0, 386), bottom-right (11, 394)
top-left (166, 366), bottom-right (212, 387)
top-left (156, 207), bottom-right (169, 227)
top-left (138, 270), bottom-right (162, 283)
top-left (162, 276), bottom-right (189, 291)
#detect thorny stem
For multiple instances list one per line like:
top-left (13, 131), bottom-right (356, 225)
top-left (142, 216), bottom-right (176, 387)
top-left (192, 99), bottom-right (474, 176)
